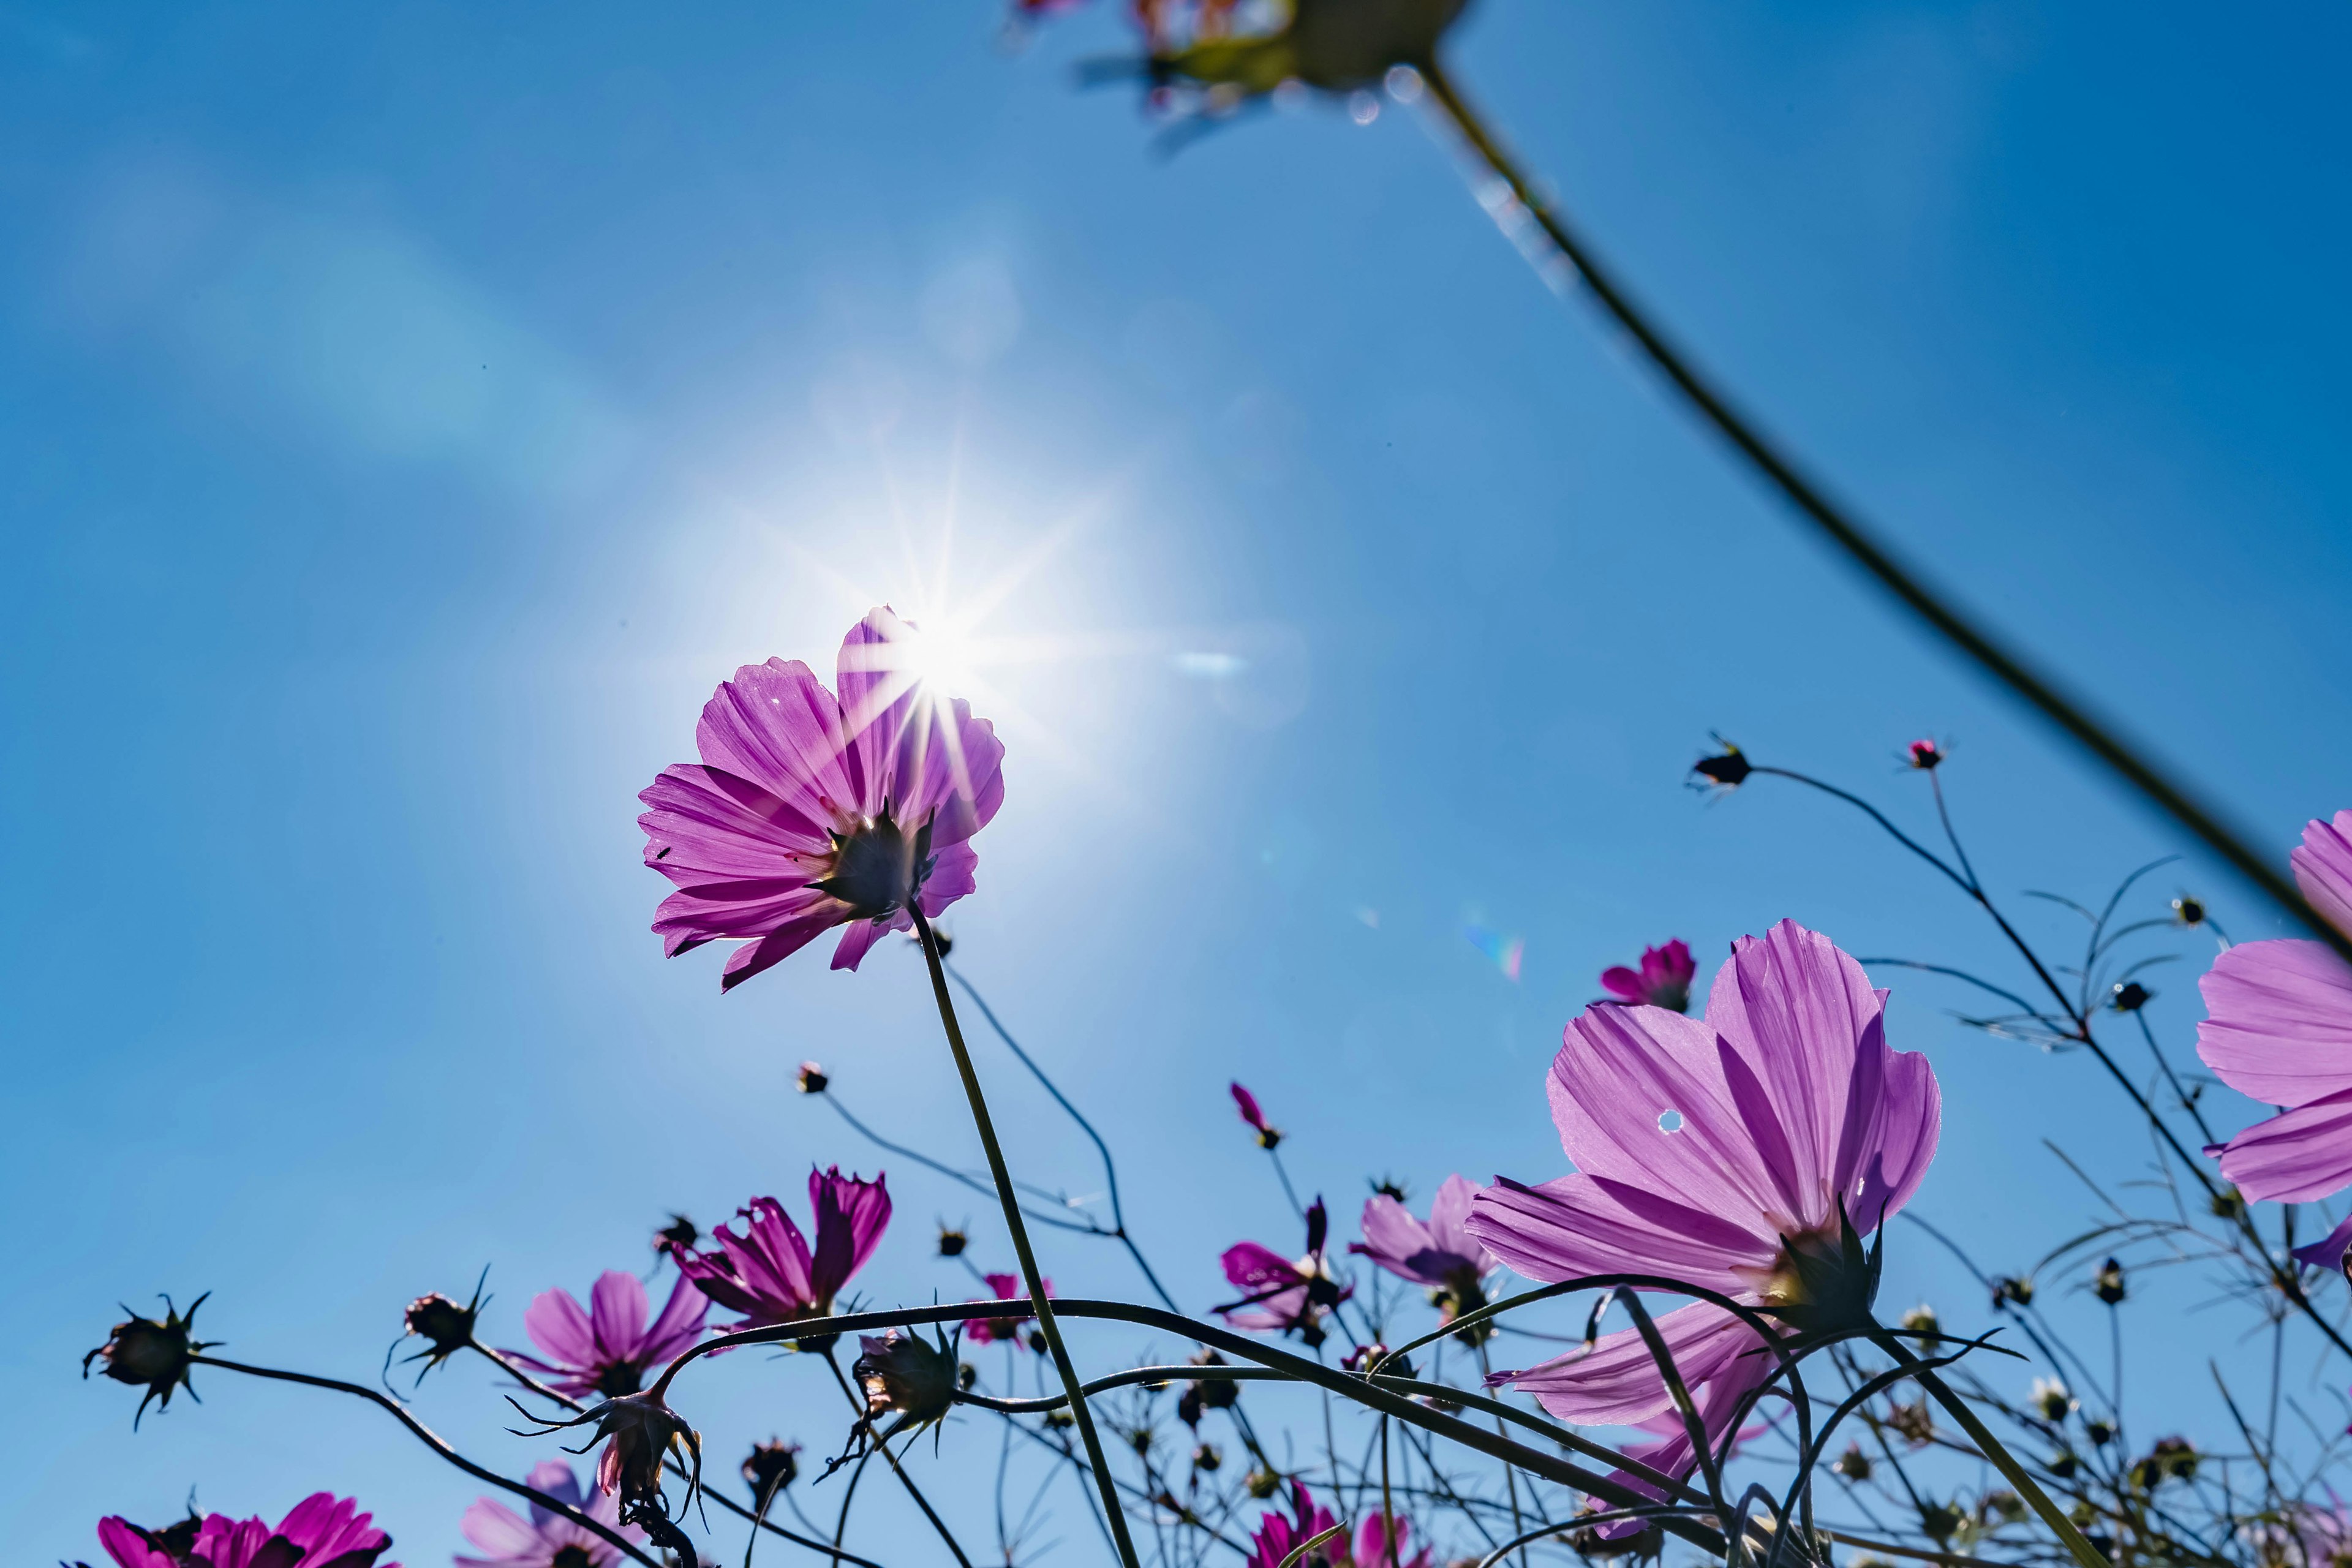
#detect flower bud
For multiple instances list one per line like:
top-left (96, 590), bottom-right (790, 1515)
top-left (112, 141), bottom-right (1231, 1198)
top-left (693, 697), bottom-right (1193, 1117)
top-left (2211, 1188), bottom-right (2242, 1219)
top-left (1692, 741), bottom-right (1752, 788)
top-left (795, 1062), bottom-right (828, 1095)
top-left (742, 1438), bottom-right (800, 1499)
top-left (2047, 1451), bottom-right (2078, 1479)
top-left (1888, 1400), bottom-right (1933, 1446)
top-left (2031, 1378), bottom-right (2073, 1422)
top-left (1831, 1444), bottom-right (1872, 1482)
top-left (1370, 1176), bottom-right (1408, 1203)
top-left (935, 1225), bottom-right (968, 1258)
top-left (1981, 1490), bottom-right (2025, 1525)
top-left (1899, 1303), bottom-right (1940, 1346)
top-left (2094, 1257), bottom-right (2127, 1305)
top-left (2172, 896), bottom-right (2206, 927)
top-left (1918, 1502), bottom-right (1962, 1542)
top-left (1906, 739), bottom-right (1945, 771)
top-left (853, 1330), bottom-right (959, 1430)
top-left (1245, 1468), bottom-right (1282, 1500)
top-left (2084, 1418), bottom-right (2116, 1447)
top-left (1990, 1275), bottom-right (2035, 1309)
top-left (1191, 1442), bottom-right (1221, 1473)
top-left (85, 1294), bottom-right (214, 1427)
top-left (2108, 982), bottom-right (2152, 1013)
top-left (655, 1215), bottom-right (700, 1257)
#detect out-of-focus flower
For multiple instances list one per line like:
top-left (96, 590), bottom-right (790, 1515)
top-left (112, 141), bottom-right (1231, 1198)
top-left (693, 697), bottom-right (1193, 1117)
top-left (2173, 896), bottom-right (2207, 928)
top-left (1066, 0), bottom-right (1469, 116)
top-left (673, 1169), bottom-right (890, 1341)
top-left (2197, 812), bottom-right (2352, 1208)
top-left (2128, 1437), bottom-right (2198, 1490)
top-left (1469, 920), bottom-right (1940, 1528)
top-left (853, 1330), bottom-right (960, 1433)
top-left (1247, 1483), bottom-right (1345, 1568)
top-left (394, 1275), bottom-right (485, 1382)
top-left (653, 1216), bottom-right (699, 1261)
top-left (1906, 739), bottom-right (1945, 771)
top-left (1599, 940), bottom-right (1697, 1013)
top-left (1243, 1468), bottom-right (1283, 1501)
top-left (505, 1272), bottom-right (708, 1400)
top-left (456, 1461), bottom-right (640, 1568)
top-left (936, 1224), bottom-right (968, 1257)
top-left (1348, 1510), bottom-right (1433, 1568)
top-left (741, 1440), bottom-right (801, 1499)
top-left (638, 608), bottom-right (1005, 990)
top-left (2084, 1418), bottom-right (2117, 1448)
top-left (2031, 1378), bottom-right (2075, 1422)
top-left (2093, 1258), bottom-right (2127, 1305)
top-left (1692, 739), bottom-right (1752, 790)
top-left (1218, 1200), bottom-right (1352, 1348)
top-left (1899, 1303), bottom-right (1939, 1344)
top-left (1351, 1176), bottom-right (1497, 1338)
top-left (1888, 1400), bottom-right (1934, 1446)
top-left (2109, 981), bottom-right (2153, 1013)
top-left (1178, 1348), bottom-right (1241, 1427)
top-left (794, 1062), bottom-right (829, 1095)
top-left (1232, 1082), bottom-right (1283, 1149)
top-left (91, 1496), bottom-right (401, 1568)
top-left (963, 1272), bottom-right (1051, 1344)
top-left (1991, 1275), bottom-right (2035, 1309)
top-left (1831, 1444), bottom-right (1872, 1482)
top-left (1193, 1442), bottom-right (1223, 1472)
top-left (84, 1294), bottom-right (215, 1427)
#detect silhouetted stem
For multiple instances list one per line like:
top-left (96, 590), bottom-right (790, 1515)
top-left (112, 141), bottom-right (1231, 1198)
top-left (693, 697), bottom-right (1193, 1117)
top-left (1414, 57), bottom-right (2352, 968)
top-left (908, 908), bottom-right (1143, 1568)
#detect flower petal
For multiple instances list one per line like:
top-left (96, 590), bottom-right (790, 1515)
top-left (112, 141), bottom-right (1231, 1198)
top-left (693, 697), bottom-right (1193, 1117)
top-left (692, 658), bottom-right (860, 824)
top-left (2294, 811), bottom-right (2352, 940)
top-left (1495, 1301), bottom-right (1766, 1425)
top-left (588, 1270), bottom-right (650, 1362)
top-left (2197, 938), bottom-right (2352, 1107)
top-left (2213, 1087), bottom-right (2352, 1202)
top-left (523, 1287), bottom-right (597, 1369)
top-left (1468, 1174), bottom-right (1770, 1292)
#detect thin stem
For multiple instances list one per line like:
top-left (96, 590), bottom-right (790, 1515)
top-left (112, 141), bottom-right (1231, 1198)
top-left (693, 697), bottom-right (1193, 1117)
top-left (1414, 56), bottom-right (2352, 968)
top-left (187, 1354), bottom-right (662, 1568)
top-left (819, 1351), bottom-right (973, 1568)
top-left (909, 908), bottom-right (1143, 1568)
top-left (1477, 1341), bottom-right (1530, 1568)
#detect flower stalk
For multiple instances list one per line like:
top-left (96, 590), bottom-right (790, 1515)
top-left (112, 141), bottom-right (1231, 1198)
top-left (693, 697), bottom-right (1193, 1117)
top-left (908, 907), bottom-right (1144, 1568)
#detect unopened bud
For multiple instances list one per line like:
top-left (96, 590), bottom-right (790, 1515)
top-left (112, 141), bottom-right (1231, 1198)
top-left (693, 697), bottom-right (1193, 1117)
top-left (935, 1226), bottom-right (968, 1257)
top-left (795, 1062), bottom-right (828, 1095)
top-left (1245, 1468), bottom-right (1282, 1500)
top-left (853, 1330), bottom-right (959, 1429)
top-left (1192, 1442), bottom-right (1222, 1472)
top-left (2108, 981), bottom-right (2152, 1012)
top-left (742, 1439), bottom-right (800, 1498)
top-left (2094, 1257), bottom-right (2127, 1305)
top-left (85, 1294), bottom-right (214, 1427)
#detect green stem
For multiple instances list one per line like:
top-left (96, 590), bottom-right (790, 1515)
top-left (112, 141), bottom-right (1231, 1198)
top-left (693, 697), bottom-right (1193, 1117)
top-left (1414, 55), bottom-right (2352, 968)
top-left (1872, 1331), bottom-right (2108, 1568)
top-left (910, 908), bottom-right (1142, 1568)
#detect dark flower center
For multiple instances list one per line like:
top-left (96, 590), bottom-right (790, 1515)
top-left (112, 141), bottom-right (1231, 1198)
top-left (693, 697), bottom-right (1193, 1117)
top-left (1753, 1210), bottom-right (1880, 1335)
top-left (596, 1359), bottom-right (647, 1398)
top-left (552, 1548), bottom-right (595, 1568)
top-left (814, 810), bottom-right (927, 918)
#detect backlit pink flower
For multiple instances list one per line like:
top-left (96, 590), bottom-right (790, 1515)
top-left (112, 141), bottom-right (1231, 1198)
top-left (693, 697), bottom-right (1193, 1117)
top-left (90, 1496), bottom-right (399, 1568)
top-left (2198, 812), bottom-right (2352, 1216)
top-left (1218, 1199), bottom-right (1352, 1348)
top-left (456, 1461), bottom-right (642, 1568)
top-left (674, 1168), bottom-right (891, 1332)
top-left (1231, 1082), bottom-right (1283, 1148)
top-left (964, 1271), bottom-right (1052, 1344)
top-left (1469, 920), bottom-right (1940, 1518)
top-left (638, 608), bottom-right (1006, 990)
top-left (506, 1271), bottom-right (708, 1400)
top-left (1600, 940), bottom-right (1697, 1013)
top-left (1351, 1175), bottom-right (1496, 1329)
top-left (1246, 1483), bottom-right (1344, 1568)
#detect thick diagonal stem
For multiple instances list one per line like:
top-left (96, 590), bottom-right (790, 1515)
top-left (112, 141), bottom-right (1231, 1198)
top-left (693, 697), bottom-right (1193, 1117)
top-left (910, 908), bottom-right (1141, 1568)
top-left (1415, 57), bottom-right (2352, 969)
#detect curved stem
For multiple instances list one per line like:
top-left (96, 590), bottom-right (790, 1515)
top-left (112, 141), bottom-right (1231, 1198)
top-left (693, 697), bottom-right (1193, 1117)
top-left (187, 1354), bottom-right (662, 1568)
top-left (907, 908), bottom-right (1142, 1568)
top-left (1414, 56), bottom-right (2352, 968)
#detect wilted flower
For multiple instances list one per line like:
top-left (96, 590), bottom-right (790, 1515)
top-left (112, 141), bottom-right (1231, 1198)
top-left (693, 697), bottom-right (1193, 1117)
top-left (91, 1495), bottom-right (400, 1568)
top-left (1232, 1082), bottom-right (1283, 1149)
top-left (2031, 1378), bottom-right (2074, 1422)
top-left (1469, 921), bottom-right (1940, 1523)
top-left (963, 1272), bottom-right (1050, 1344)
top-left (853, 1329), bottom-right (960, 1434)
top-left (1692, 739), bottom-right (1753, 790)
top-left (2094, 1257), bottom-right (2127, 1305)
top-left (2197, 812), bottom-right (2352, 1207)
top-left (1599, 940), bottom-right (1697, 1012)
top-left (672, 1169), bottom-right (890, 1344)
top-left (794, 1063), bottom-right (828, 1095)
top-left (1218, 1199), bottom-right (1352, 1348)
top-left (1906, 739), bottom-right (1946, 771)
top-left (85, 1294), bottom-right (215, 1427)
top-left (638, 608), bottom-right (1006, 989)
top-left (505, 1272), bottom-right (708, 1400)
top-left (741, 1440), bottom-right (801, 1500)
top-left (1351, 1175), bottom-right (1497, 1338)
top-left (456, 1461), bottom-right (640, 1568)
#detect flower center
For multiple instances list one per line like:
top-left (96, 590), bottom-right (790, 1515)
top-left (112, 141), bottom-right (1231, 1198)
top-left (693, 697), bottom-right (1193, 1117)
top-left (595, 1359), bottom-right (646, 1398)
top-left (552, 1548), bottom-right (594, 1568)
top-left (814, 810), bottom-right (923, 918)
top-left (1744, 1214), bottom-right (1880, 1336)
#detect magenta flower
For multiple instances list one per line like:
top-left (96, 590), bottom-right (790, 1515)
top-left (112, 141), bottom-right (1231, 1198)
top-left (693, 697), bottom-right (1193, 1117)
top-left (1345, 1512), bottom-right (1433, 1568)
top-left (674, 1169), bottom-right (891, 1333)
top-left (90, 1496), bottom-right (398, 1568)
top-left (1217, 1199), bottom-right (1352, 1348)
top-left (1469, 919), bottom-right (1940, 1515)
top-left (1351, 1175), bottom-right (1498, 1327)
top-left (506, 1271), bottom-right (709, 1400)
top-left (638, 607), bottom-right (1006, 990)
top-left (2197, 812), bottom-right (2352, 1213)
top-left (1247, 1483), bottom-right (1345, 1568)
top-left (964, 1270), bottom-right (1052, 1345)
top-left (1231, 1081), bottom-right (1283, 1148)
top-left (1905, 739), bottom-right (1945, 771)
top-left (456, 1461), bottom-right (642, 1568)
top-left (1600, 940), bottom-right (1698, 1013)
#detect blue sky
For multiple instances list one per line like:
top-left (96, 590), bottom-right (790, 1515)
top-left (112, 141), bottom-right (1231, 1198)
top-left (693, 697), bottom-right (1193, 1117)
top-left (9, 2), bottom-right (2352, 1563)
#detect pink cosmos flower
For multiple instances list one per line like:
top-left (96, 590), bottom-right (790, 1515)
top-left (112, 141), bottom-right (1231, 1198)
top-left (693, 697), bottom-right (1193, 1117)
top-left (1231, 1081), bottom-right (1283, 1148)
top-left (638, 608), bottom-right (1006, 990)
top-left (1344, 1512), bottom-right (1433, 1568)
top-left (673, 1169), bottom-right (891, 1333)
top-left (1246, 1483), bottom-right (1344, 1568)
top-left (1351, 1175), bottom-right (1497, 1326)
top-left (505, 1271), bottom-right (709, 1400)
top-left (1600, 940), bottom-right (1697, 1013)
top-left (455, 1461), bottom-right (643, 1568)
top-left (2198, 812), bottom-right (2352, 1222)
top-left (1218, 1199), bottom-right (1352, 1348)
top-left (89, 1496), bottom-right (399, 1568)
top-left (1468, 919), bottom-right (1940, 1519)
top-left (964, 1271), bottom-right (1052, 1344)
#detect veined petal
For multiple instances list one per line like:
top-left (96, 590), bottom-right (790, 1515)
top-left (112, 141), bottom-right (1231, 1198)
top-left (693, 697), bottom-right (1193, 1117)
top-left (1496, 1301), bottom-right (1768, 1426)
top-left (1468, 1174), bottom-right (1770, 1292)
top-left (2214, 1088), bottom-right (2352, 1203)
top-left (587, 1271), bottom-right (650, 1362)
top-left (523, 1287), bottom-right (597, 1368)
top-left (2294, 812), bottom-right (2352, 940)
top-left (2198, 938), bottom-right (2352, 1107)
top-left (693, 658), bottom-right (861, 823)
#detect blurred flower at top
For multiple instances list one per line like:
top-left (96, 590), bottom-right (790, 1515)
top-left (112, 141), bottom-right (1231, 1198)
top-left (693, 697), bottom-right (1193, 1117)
top-left (1350, 1175), bottom-right (1498, 1336)
top-left (1469, 919), bottom-right (1940, 1530)
top-left (1232, 1080), bottom-right (1284, 1148)
top-left (2196, 811), bottom-right (2352, 1232)
top-left (85, 1495), bottom-right (400, 1568)
top-left (1217, 1198), bottom-right (1351, 1348)
top-left (673, 1169), bottom-right (891, 1337)
top-left (638, 607), bottom-right (1005, 990)
top-left (505, 1271), bottom-right (709, 1400)
top-left (1599, 939), bottom-right (1697, 1012)
top-left (1028, 0), bottom-right (1470, 115)
top-left (964, 1270), bottom-right (1052, 1344)
top-left (455, 1461), bottom-right (641, 1568)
